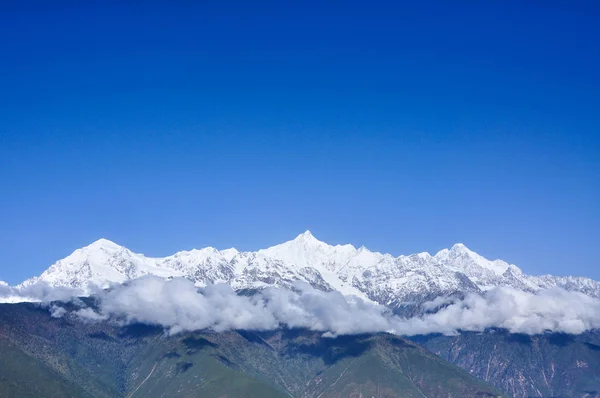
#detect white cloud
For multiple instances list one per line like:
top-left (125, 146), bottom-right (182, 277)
top-left (74, 307), bottom-right (109, 322)
top-left (401, 287), bottom-right (600, 335)
top-left (50, 305), bottom-right (67, 318)
top-left (261, 282), bottom-right (395, 336)
top-left (96, 277), bottom-right (278, 334)
top-left (3, 276), bottom-right (600, 336)
top-left (0, 282), bottom-right (83, 304)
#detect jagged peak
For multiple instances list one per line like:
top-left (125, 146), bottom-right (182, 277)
top-left (169, 247), bottom-right (219, 260)
top-left (432, 243), bottom-right (516, 276)
top-left (450, 243), bottom-right (472, 252)
top-left (433, 243), bottom-right (475, 258)
top-left (20, 233), bottom-right (541, 297)
top-left (172, 246), bottom-right (241, 261)
top-left (265, 230), bottom-right (328, 250)
top-left (188, 247), bottom-right (219, 253)
top-left (415, 252), bottom-right (433, 260)
top-left (294, 230), bottom-right (319, 242)
top-left (434, 248), bottom-right (450, 257)
top-left (503, 264), bottom-right (524, 276)
top-left (445, 243), bottom-right (514, 266)
top-left (220, 248), bottom-right (239, 262)
top-left (290, 231), bottom-right (364, 254)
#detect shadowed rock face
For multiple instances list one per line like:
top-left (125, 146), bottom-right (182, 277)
top-left (412, 330), bottom-right (600, 398)
top-left (0, 302), bottom-right (503, 398)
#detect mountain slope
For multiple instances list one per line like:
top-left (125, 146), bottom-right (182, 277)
top-left (6, 234), bottom-right (600, 397)
top-left (17, 232), bottom-right (600, 312)
top-left (0, 302), bottom-right (503, 398)
top-left (0, 338), bottom-right (90, 398)
top-left (412, 330), bottom-right (600, 398)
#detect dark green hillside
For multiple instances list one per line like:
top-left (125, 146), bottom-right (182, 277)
top-left (0, 302), bottom-right (503, 397)
top-left (0, 338), bottom-right (89, 398)
top-left (413, 330), bottom-right (600, 398)
top-left (122, 330), bottom-right (503, 398)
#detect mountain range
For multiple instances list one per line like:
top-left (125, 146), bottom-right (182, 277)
top-left (3, 231), bottom-right (600, 397)
top-left (16, 231), bottom-right (600, 313)
top-left (0, 302), bottom-right (504, 398)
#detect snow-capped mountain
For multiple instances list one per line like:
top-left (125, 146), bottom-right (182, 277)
top-left (18, 231), bottom-right (600, 312)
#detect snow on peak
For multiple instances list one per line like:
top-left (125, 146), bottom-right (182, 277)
top-left (434, 243), bottom-right (518, 287)
top-left (260, 231), bottom-right (336, 269)
top-left (439, 243), bottom-right (479, 259)
top-left (19, 231), bottom-right (596, 306)
top-left (416, 252), bottom-right (432, 260)
top-left (221, 248), bottom-right (239, 262)
top-left (450, 242), bottom-right (469, 252)
top-left (86, 238), bottom-right (124, 251)
top-left (299, 229), bottom-right (315, 238)
top-left (20, 238), bottom-right (176, 290)
top-left (292, 230), bottom-right (321, 245)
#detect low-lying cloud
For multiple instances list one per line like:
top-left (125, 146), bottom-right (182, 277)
top-left (78, 277), bottom-right (396, 336)
top-left (397, 287), bottom-right (600, 335)
top-left (0, 281), bottom-right (83, 304)
top-left (2, 276), bottom-right (600, 336)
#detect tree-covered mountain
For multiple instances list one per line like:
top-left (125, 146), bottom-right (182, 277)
top-left (0, 302), bottom-right (503, 398)
top-left (4, 232), bottom-right (600, 397)
top-left (412, 330), bottom-right (600, 398)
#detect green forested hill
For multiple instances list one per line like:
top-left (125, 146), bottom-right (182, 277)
top-left (412, 330), bottom-right (600, 398)
top-left (0, 302), bottom-right (503, 398)
top-left (0, 338), bottom-right (90, 398)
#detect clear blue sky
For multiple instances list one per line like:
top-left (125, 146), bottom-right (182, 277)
top-left (1, 2), bottom-right (599, 284)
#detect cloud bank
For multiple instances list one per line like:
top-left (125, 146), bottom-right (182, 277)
top-left (0, 281), bottom-right (83, 304)
top-left (396, 287), bottom-right (600, 335)
top-left (2, 276), bottom-right (600, 336)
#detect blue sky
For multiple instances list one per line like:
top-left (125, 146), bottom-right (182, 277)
top-left (1, 2), bottom-right (599, 284)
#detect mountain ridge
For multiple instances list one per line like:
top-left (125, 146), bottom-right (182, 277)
top-left (15, 231), bottom-right (600, 313)
top-left (4, 234), bottom-right (600, 397)
top-left (0, 301), bottom-right (506, 398)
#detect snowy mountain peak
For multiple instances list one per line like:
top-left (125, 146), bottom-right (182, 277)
top-left (446, 243), bottom-right (482, 258)
top-left (437, 243), bottom-right (480, 261)
top-left (432, 243), bottom-right (518, 287)
top-left (264, 230), bottom-right (335, 254)
top-left (259, 231), bottom-right (335, 269)
top-left (86, 238), bottom-right (123, 249)
top-left (16, 232), bottom-right (600, 309)
top-left (450, 242), bottom-right (469, 251)
top-left (293, 230), bottom-right (320, 244)
top-left (220, 248), bottom-right (239, 262)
